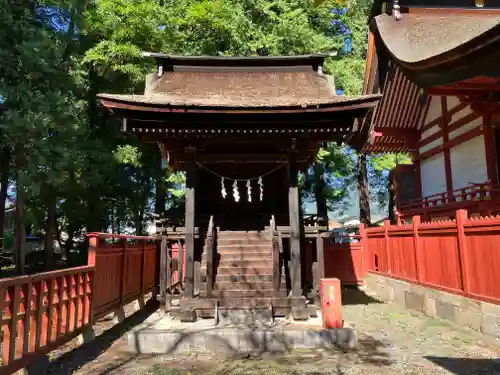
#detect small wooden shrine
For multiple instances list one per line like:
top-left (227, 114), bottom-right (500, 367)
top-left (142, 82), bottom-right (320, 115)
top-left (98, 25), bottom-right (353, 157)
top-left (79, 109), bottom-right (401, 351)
top-left (99, 53), bottom-right (380, 320)
top-left (363, 0), bottom-right (500, 221)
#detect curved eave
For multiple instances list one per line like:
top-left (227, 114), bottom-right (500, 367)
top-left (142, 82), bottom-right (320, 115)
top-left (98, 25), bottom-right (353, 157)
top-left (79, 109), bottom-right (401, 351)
top-left (372, 13), bottom-right (500, 87)
top-left (98, 94), bottom-right (381, 115)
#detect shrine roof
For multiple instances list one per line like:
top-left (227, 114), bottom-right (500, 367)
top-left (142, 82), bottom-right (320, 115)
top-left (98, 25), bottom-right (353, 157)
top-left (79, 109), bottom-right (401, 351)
top-left (372, 12), bottom-right (500, 68)
top-left (363, 4), bottom-right (500, 154)
top-left (99, 54), bottom-right (380, 111)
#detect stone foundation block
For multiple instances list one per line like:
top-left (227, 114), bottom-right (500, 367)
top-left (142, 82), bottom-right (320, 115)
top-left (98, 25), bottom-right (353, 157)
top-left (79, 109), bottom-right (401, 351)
top-left (77, 325), bottom-right (96, 345)
top-left (365, 274), bottom-right (500, 340)
top-left (404, 291), bottom-right (425, 312)
top-left (129, 326), bottom-right (358, 355)
top-left (481, 314), bottom-right (500, 339)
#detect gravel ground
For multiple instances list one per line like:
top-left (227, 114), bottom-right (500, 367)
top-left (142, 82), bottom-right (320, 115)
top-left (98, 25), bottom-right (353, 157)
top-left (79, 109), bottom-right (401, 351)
top-left (45, 289), bottom-right (500, 375)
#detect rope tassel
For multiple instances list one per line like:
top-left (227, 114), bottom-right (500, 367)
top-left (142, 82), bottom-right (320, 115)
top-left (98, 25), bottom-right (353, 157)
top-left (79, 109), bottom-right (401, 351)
top-left (258, 177), bottom-right (263, 201)
top-left (232, 180), bottom-right (240, 202)
top-left (246, 180), bottom-right (252, 202)
top-left (196, 162), bottom-right (280, 203)
top-left (221, 177), bottom-right (227, 199)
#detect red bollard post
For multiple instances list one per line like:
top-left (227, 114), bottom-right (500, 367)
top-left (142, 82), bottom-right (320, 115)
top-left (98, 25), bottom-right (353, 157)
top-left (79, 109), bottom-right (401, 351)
top-left (320, 278), bottom-right (343, 328)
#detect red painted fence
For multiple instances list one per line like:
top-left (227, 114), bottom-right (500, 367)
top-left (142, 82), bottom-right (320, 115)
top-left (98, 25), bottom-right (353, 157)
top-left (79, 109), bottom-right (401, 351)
top-left (362, 210), bottom-right (500, 304)
top-left (324, 240), bottom-right (364, 285)
top-left (0, 233), bottom-right (158, 375)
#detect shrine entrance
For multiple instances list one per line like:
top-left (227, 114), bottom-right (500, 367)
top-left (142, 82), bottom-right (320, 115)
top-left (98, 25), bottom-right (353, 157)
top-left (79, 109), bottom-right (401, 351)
top-left (197, 164), bottom-right (288, 231)
top-left (99, 53), bottom-right (380, 320)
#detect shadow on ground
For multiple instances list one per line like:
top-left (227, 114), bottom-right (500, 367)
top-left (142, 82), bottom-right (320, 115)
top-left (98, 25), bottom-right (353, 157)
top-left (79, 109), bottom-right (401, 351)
top-left (341, 286), bottom-right (383, 306)
top-left (47, 299), bottom-right (160, 375)
top-left (425, 356), bottom-right (500, 375)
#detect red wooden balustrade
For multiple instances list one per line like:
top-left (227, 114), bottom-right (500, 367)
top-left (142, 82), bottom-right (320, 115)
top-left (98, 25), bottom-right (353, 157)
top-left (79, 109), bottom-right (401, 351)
top-left (398, 182), bottom-right (500, 218)
top-left (0, 233), bottom-right (158, 375)
top-left (89, 233), bottom-right (158, 319)
top-left (361, 210), bottom-right (500, 304)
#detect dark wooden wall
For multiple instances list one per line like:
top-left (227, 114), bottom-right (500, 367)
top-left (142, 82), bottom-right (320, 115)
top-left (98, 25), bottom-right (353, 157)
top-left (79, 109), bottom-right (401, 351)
top-left (197, 165), bottom-right (289, 230)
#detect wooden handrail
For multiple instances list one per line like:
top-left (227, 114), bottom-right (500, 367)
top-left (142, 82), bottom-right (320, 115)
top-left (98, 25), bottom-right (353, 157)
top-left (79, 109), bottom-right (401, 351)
top-left (87, 232), bottom-right (155, 240)
top-left (204, 215), bottom-right (215, 298)
top-left (270, 215), bottom-right (282, 294)
top-left (398, 182), bottom-right (500, 215)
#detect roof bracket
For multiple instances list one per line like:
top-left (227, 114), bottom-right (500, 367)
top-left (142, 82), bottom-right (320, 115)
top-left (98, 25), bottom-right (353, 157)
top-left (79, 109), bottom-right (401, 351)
top-left (392, 0), bottom-right (402, 21)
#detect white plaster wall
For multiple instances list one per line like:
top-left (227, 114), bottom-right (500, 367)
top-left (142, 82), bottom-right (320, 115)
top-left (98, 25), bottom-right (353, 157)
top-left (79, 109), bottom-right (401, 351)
top-left (446, 95), bottom-right (461, 111)
top-left (421, 153), bottom-right (446, 197)
top-left (420, 124), bottom-right (441, 141)
top-left (425, 96), bottom-right (442, 124)
top-left (448, 111), bottom-right (482, 139)
top-left (419, 136), bottom-right (443, 154)
top-left (448, 97), bottom-right (472, 124)
top-left (450, 135), bottom-right (488, 190)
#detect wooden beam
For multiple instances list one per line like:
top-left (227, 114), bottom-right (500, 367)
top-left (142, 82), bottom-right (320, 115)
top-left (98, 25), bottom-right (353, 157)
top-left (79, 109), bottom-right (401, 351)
top-left (138, 132), bottom-right (348, 143)
top-left (288, 152), bottom-right (302, 298)
top-left (416, 125), bottom-right (484, 161)
top-left (184, 147), bottom-right (196, 298)
top-left (100, 98), bottom-right (377, 115)
top-left (441, 97), bottom-right (453, 192)
top-left (372, 127), bottom-right (420, 140)
top-left (199, 153), bottom-right (307, 164)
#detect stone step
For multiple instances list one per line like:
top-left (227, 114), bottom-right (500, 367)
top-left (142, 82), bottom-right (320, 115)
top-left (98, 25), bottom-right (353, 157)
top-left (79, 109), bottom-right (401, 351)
top-left (215, 259), bottom-right (273, 268)
top-left (216, 238), bottom-right (272, 246)
top-left (200, 289), bottom-right (287, 298)
top-left (214, 244), bottom-right (273, 253)
top-left (217, 306), bottom-right (273, 325)
top-left (183, 296), bottom-right (304, 309)
top-left (215, 274), bottom-right (274, 282)
top-left (202, 252), bottom-right (273, 262)
top-left (215, 266), bottom-right (274, 276)
top-left (217, 230), bottom-right (270, 238)
top-left (214, 281), bottom-right (286, 291)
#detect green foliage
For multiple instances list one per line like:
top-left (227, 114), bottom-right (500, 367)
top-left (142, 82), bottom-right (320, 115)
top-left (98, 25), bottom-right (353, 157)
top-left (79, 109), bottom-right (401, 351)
top-left (0, 0), bottom-right (393, 268)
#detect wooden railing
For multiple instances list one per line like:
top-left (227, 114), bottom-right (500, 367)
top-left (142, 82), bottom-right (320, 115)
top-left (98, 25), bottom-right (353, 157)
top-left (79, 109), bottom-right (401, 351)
top-left (88, 233), bottom-right (157, 319)
top-left (0, 233), bottom-right (158, 375)
top-left (159, 228), bottom-right (188, 301)
top-left (398, 182), bottom-right (500, 219)
top-left (362, 210), bottom-right (500, 304)
top-left (0, 267), bottom-right (94, 374)
top-left (203, 216), bottom-right (216, 298)
top-left (270, 215), bottom-right (283, 295)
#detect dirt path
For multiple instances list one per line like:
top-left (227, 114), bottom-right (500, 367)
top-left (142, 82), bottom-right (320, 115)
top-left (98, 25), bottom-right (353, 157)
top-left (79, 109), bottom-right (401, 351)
top-left (46, 289), bottom-right (500, 375)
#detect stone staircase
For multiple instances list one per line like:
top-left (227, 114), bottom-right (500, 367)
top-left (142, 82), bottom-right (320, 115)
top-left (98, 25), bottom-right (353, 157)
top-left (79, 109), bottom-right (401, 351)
top-left (201, 230), bottom-right (286, 299)
top-left (177, 230), bottom-right (310, 321)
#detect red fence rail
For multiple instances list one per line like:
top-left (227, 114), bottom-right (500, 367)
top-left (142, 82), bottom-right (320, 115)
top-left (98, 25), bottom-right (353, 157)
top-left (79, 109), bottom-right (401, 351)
top-left (362, 210), bottom-right (500, 304)
top-left (0, 233), bottom-right (158, 375)
top-left (324, 240), bottom-right (364, 285)
top-left (88, 234), bottom-right (157, 319)
top-left (398, 181), bottom-right (500, 218)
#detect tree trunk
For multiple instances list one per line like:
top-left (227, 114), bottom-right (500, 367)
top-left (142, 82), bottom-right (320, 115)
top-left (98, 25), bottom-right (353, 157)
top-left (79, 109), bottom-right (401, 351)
top-left (358, 152), bottom-right (371, 226)
top-left (155, 157), bottom-right (166, 216)
top-left (136, 208), bottom-right (144, 236)
top-left (14, 147), bottom-right (26, 274)
top-left (44, 191), bottom-right (57, 268)
top-left (0, 146), bottom-right (11, 249)
top-left (313, 162), bottom-right (328, 225)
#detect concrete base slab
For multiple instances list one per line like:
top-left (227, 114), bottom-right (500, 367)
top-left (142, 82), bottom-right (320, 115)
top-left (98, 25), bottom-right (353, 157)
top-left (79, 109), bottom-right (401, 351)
top-left (128, 325), bottom-right (357, 356)
top-left (218, 306), bottom-right (273, 326)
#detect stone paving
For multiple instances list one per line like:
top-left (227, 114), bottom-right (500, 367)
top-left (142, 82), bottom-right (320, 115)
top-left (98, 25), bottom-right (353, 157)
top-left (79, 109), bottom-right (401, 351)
top-left (45, 289), bottom-right (500, 375)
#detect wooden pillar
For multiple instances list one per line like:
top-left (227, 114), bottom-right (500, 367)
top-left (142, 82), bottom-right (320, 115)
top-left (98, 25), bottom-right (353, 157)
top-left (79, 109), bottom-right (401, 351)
top-left (441, 97), bottom-right (453, 192)
top-left (288, 152), bottom-right (302, 297)
top-left (184, 146), bottom-right (196, 298)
